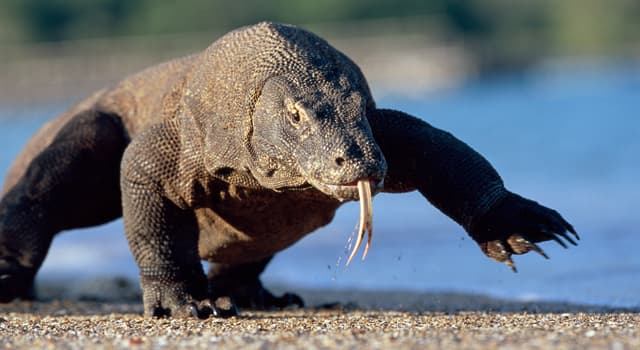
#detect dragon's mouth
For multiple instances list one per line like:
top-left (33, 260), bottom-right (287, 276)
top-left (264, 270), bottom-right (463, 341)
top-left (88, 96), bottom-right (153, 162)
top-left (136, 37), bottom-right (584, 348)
top-left (320, 178), bottom-right (382, 199)
top-left (312, 178), bottom-right (381, 265)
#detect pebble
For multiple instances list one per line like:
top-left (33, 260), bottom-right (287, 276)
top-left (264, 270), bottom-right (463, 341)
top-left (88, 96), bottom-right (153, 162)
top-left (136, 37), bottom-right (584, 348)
top-left (0, 292), bottom-right (638, 349)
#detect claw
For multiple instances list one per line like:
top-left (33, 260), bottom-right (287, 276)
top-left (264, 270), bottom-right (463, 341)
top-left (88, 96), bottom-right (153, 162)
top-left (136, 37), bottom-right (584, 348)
top-left (504, 256), bottom-right (517, 273)
top-left (565, 222), bottom-right (578, 236)
top-left (546, 216), bottom-right (579, 246)
top-left (542, 229), bottom-right (569, 249)
top-left (346, 179), bottom-right (373, 265)
top-left (558, 216), bottom-right (579, 239)
top-left (493, 242), bottom-right (516, 272)
top-left (530, 242), bottom-right (549, 259)
top-left (522, 238), bottom-right (549, 259)
top-left (482, 240), bottom-right (518, 272)
top-left (556, 231), bottom-right (578, 246)
top-left (188, 304), bottom-right (200, 318)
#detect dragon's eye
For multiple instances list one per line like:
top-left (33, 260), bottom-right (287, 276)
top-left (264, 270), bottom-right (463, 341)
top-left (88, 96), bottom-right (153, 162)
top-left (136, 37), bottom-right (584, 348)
top-left (289, 108), bottom-right (301, 125)
top-left (286, 100), bottom-right (305, 127)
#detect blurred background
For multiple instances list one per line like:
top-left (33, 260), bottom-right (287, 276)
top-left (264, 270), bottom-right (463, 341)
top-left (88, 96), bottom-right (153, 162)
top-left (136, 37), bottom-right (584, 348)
top-left (0, 0), bottom-right (638, 307)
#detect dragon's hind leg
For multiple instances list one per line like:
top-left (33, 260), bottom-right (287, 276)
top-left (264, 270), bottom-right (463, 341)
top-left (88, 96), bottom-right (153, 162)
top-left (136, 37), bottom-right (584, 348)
top-left (208, 256), bottom-right (304, 310)
top-left (0, 110), bottom-right (128, 301)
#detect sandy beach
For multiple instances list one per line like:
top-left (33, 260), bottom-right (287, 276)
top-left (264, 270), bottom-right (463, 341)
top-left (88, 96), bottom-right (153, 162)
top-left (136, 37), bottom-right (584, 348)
top-left (1, 288), bottom-right (638, 349)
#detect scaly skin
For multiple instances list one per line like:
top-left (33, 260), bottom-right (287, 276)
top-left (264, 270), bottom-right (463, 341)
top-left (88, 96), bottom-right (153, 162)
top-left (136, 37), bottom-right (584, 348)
top-left (0, 22), bottom-right (577, 317)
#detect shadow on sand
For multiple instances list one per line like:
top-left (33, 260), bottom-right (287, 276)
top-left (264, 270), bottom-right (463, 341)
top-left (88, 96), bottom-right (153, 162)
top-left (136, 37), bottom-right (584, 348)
top-left (0, 277), bottom-right (635, 316)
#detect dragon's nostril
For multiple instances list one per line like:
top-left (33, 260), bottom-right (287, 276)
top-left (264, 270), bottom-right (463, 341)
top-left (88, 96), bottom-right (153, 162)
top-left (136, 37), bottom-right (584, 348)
top-left (335, 157), bottom-right (345, 167)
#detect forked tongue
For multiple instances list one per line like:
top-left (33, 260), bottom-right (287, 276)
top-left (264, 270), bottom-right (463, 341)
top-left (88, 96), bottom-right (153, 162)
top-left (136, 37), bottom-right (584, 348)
top-left (346, 179), bottom-right (373, 265)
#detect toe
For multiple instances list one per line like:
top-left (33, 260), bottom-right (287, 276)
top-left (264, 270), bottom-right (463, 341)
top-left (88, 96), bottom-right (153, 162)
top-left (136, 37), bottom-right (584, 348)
top-left (480, 240), bottom-right (518, 272)
top-left (187, 300), bottom-right (214, 319)
top-left (480, 240), bottom-right (511, 262)
top-left (0, 259), bottom-right (35, 302)
top-left (506, 234), bottom-right (548, 258)
top-left (212, 296), bottom-right (238, 318)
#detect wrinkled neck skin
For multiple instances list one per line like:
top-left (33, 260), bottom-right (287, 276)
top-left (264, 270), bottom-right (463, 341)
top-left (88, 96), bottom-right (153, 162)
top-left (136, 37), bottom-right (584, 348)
top-left (178, 84), bottom-right (309, 196)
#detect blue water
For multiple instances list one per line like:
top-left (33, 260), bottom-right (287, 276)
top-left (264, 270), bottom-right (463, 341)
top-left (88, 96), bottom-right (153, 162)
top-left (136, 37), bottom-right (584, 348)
top-left (1, 64), bottom-right (638, 308)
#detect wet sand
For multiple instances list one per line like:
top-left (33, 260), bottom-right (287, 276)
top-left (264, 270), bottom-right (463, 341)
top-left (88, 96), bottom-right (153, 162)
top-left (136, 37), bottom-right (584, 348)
top-left (1, 288), bottom-right (638, 349)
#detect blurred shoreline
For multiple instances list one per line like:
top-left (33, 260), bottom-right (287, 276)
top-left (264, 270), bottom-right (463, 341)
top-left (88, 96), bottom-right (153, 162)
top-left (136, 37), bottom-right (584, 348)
top-left (3, 16), bottom-right (639, 107)
top-left (0, 19), bottom-right (476, 105)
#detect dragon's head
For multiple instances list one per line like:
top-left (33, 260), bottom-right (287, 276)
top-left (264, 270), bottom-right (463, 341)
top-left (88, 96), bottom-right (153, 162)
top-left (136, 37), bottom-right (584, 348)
top-left (249, 74), bottom-right (387, 202)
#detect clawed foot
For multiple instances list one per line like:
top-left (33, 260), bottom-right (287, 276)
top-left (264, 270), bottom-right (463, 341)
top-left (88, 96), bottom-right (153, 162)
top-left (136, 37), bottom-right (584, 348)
top-left (0, 258), bottom-right (35, 302)
top-left (480, 231), bottom-right (577, 272)
top-left (148, 296), bottom-right (238, 319)
top-left (472, 192), bottom-right (579, 272)
top-left (140, 272), bottom-right (238, 319)
top-left (149, 298), bottom-right (210, 319)
top-left (212, 279), bottom-right (304, 311)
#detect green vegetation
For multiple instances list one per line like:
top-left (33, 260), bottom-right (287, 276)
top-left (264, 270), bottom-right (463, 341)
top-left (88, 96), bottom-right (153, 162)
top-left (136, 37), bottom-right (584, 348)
top-left (1, 0), bottom-right (638, 70)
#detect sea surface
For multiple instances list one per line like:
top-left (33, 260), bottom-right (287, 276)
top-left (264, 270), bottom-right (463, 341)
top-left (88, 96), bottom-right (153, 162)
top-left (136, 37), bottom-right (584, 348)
top-left (1, 63), bottom-right (638, 308)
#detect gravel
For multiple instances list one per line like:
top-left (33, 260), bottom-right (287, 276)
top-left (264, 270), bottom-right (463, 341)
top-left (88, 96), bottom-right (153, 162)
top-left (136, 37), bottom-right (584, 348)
top-left (1, 288), bottom-right (638, 349)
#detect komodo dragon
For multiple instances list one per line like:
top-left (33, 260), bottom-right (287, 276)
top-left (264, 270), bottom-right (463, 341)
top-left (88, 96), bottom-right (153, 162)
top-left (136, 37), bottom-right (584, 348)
top-left (0, 22), bottom-right (577, 318)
